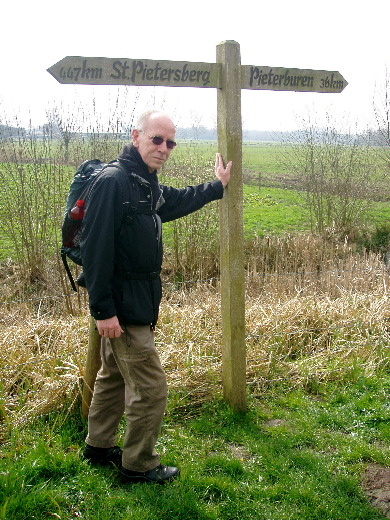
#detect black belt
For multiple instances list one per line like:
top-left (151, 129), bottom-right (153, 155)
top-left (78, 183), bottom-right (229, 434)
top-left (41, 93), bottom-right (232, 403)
top-left (121, 270), bottom-right (161, 280)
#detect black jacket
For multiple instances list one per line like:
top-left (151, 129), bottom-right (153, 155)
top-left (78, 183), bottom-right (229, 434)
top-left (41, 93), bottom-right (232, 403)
top-left (80, 145), bottom-right (224, 326)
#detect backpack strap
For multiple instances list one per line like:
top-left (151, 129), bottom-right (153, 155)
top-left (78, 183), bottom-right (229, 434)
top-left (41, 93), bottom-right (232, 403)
top-left (61, 249), bottom-right (78, 292)
top-left (121, 173), bottom-right (157, 220)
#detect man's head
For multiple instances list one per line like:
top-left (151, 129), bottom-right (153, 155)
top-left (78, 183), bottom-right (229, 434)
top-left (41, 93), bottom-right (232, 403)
top-left (132, 111), bottom-right (176, 173)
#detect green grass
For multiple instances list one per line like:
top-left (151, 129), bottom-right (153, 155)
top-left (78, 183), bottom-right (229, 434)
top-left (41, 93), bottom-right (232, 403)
top-left (172, 141), bottom-right (291, 178)
top-left (243, 185), bottom-right (310, 237)
top-left (366, 200), bottom-right (390, 227)
top-left (162, 141), bottom-right (389, 241)
top-left (0, 142), bottom-right (388, 262)
top-left (243, 142), bottom-right (290, 177)
top-left (2, 377), bottom-right (390, 519)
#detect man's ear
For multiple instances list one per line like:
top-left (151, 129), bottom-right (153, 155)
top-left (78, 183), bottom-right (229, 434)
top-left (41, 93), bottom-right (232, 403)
top-left (132, 129), bottom-right (140, 147)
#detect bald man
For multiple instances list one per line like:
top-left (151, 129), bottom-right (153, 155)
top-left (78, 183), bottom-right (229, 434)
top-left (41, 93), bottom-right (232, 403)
top-left (81, 110), bottom-right (231, 484)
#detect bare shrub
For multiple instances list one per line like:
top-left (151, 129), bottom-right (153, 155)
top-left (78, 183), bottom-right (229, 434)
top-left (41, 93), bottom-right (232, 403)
top-left (282, 116), bottom-right (381, 235)
top-left (46, 89), bottom-right (139, 166)
top-left (0, 93), bottom-right (138, 291)
top-left (0, 120), bottom-right (70, 285)
top-left (160, 146), bottom-right (220, 282)
top-left (372, 68), bottom-right (390, 167)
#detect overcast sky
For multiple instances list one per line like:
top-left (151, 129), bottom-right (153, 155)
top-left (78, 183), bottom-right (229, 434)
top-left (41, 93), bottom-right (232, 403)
top-left (2, 0), bottom-right (389, 132)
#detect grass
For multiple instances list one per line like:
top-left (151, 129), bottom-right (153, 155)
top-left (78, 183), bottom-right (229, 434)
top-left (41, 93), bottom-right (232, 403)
top-left (0, 141), bottom-right (388, 262)
top-left (366, 201), bottom-right (390, 227)
top-left (1, 257), bottom-right (389, 519)
top-left (0, 137), bottom-right (389, 518)
top-left (243, 183), bottom-right (390, 238)
top-left (1, 246), bottom-right (388, 427)
top-left (150, 140), bottom-right (390, 251)
top-left (243, 185), bottom-right (310, 237)
top-left (1, 380), bottom-right (390, 520)
top-left (171, 141), bottom-right (292, 177)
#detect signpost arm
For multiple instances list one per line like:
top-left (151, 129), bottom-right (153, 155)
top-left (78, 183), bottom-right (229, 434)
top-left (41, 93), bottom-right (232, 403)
top-left (216, 40), bottom-right (246, 411)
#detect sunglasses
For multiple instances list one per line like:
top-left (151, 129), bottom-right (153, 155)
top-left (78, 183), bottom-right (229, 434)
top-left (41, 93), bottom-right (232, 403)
top-left (141, 132), bottom-right (177, 150)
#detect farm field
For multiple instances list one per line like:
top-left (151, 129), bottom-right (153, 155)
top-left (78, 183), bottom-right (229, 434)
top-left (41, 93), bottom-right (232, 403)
top-left (163, 140), bottom-right (390, 239)
top-left (0, 138), bottom-right (389, 520)
top-left (0, 139), bottom-right (388, 257)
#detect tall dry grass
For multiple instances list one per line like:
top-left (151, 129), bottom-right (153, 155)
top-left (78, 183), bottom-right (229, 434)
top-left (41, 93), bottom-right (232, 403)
top-left (0, 237), bottom-right (388, 437)
top-left (0, 108), bottom-right (388, 436)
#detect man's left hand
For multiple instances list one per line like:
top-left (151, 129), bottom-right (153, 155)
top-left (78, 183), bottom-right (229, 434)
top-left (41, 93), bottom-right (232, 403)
top-left (215, 153), bottom-right (232, 188)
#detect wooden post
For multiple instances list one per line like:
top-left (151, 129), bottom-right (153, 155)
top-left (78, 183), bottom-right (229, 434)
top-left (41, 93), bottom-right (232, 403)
top-left (48, 48), bottom-right (347, 413)
top-left (81, 316), bottom-right (101, 418)
top-left (217, 41), bottom-right (246, 411)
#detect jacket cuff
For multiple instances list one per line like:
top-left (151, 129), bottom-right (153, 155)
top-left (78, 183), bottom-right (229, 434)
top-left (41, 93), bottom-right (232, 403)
top-left (211, 179), bottom-right (224, 199)
top-left (89, 304), bottom-right (117, 321)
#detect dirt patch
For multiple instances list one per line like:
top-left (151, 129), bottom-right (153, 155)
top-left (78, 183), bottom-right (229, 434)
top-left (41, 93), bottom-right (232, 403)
top-left (361, 464), bottom-right (390, 518)
top-left (228, 442), bottom-right (252, 461)
top-left (263, 419), bottom-right (287, 427)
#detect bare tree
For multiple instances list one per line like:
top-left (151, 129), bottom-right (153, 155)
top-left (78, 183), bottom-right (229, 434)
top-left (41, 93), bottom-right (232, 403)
top-left (371, 68), bottom-right (390, 193)
top-left (373, 68), bottom-right (390, 148)
top-left (46, 107), bottom-right (80, 164)
top-left (283, 115), bottom-right (378, 236)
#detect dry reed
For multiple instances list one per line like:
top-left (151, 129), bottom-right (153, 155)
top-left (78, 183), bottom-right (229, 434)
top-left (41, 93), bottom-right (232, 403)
top-left (0, 242), bottom-right (388, 438)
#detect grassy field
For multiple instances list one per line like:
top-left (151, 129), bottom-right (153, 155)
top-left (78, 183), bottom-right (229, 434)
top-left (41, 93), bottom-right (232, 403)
top-left (163, 140), bottom-right (390, 241)
top-left (0, 139), bottom-right (389, 519)
top-left (1, 249), bottom-right (389, 519)
top-left (243, 185), bottom-right (310, 236)
top-left (0, 140), bottom-right (388, 261)
top-left (2, 381), bottom-right (390, 520)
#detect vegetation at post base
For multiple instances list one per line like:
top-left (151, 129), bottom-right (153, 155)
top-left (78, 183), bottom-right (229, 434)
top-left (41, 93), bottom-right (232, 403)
top-left (2, 384), bottom-right (390, 520)
top-left (0, 100), bottom-right (389, 519)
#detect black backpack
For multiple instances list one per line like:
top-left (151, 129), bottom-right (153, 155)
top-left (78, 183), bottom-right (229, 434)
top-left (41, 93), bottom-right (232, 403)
top-left (60, 159), bottom-right (158, 292)
top-left (61, 159), bottom-right (126, 291)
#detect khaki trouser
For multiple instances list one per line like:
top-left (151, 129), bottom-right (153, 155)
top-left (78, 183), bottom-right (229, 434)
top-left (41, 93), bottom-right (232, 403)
top-left (86, 324), bottom-right (167, 472)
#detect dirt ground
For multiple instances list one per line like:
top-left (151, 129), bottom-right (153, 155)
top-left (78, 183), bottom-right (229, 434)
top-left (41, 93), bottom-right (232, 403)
top-left (362, 464), bottom-right (390, 518)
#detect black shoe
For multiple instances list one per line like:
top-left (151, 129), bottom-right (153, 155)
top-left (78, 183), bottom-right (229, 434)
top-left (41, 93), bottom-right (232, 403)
top-left (82, 444), bottom-right (122, 467)
top-left (120, 464), bottom-right (180, 484)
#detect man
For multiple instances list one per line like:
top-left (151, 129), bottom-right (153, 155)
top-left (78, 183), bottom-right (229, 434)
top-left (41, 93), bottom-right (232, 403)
top-left (80, 110), bottom-right (231, 484)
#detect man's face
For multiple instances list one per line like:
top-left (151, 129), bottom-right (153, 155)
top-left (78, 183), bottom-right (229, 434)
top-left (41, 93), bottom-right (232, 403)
top-left (132, 114), bottom-right (176, 173)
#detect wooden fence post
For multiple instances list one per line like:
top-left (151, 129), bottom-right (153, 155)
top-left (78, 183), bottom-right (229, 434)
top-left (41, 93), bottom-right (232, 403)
top-left (81, 316), bottom-right (101, 418)
top-left (217, 40), bottom-right (246, 411)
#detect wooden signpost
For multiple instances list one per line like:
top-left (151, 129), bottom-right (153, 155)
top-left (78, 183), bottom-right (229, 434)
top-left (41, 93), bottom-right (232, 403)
top-left (48, 41), bottom-right (347, 412)
top-left (47, 53), bottom-right (347, 93)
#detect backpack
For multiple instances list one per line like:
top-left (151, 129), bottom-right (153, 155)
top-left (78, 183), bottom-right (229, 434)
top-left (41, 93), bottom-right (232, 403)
top-left (61, 159), bottom-right (126, 291)
top-left (61, 159), bottom-right (159, 292)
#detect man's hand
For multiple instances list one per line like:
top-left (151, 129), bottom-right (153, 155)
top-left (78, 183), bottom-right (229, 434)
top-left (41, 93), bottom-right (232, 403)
top-left (215, 153), bottom-right (232, 188)
top-left (96, 316), bottom-right (124, 338)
